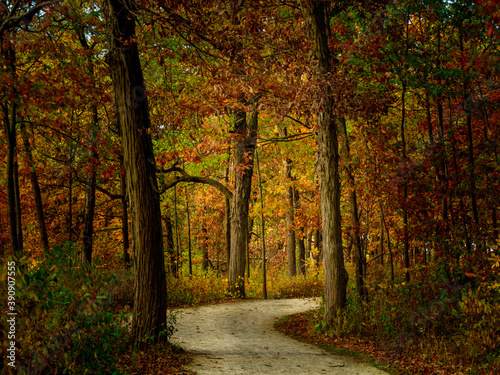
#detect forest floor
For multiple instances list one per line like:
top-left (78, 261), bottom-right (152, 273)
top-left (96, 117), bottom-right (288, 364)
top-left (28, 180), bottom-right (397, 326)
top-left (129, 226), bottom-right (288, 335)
top-left (170, 298), bottom-right (390, 374)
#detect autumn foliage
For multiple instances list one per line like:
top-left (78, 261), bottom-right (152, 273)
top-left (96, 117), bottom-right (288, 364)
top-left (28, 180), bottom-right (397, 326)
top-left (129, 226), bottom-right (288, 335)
top-left (1, 0), bottom-right (499, 374)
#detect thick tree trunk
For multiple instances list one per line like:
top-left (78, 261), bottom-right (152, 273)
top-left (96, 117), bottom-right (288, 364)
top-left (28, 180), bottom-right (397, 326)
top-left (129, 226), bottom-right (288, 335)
top-left (105, 0), bottom-right (167, 345)
top-left (301, 0), bottom-right (347, 321)
top-left (228, 100), bottom-right (258, 298)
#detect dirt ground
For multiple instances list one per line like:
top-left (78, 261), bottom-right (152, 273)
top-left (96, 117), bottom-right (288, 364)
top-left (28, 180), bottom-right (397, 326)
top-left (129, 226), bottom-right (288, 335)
top-left (171, 298), bottom-right (389, 374)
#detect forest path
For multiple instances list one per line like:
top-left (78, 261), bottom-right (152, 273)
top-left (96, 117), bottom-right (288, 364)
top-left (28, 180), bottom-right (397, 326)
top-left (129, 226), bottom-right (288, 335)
top-left (171, 298), bottom-right (388, 374)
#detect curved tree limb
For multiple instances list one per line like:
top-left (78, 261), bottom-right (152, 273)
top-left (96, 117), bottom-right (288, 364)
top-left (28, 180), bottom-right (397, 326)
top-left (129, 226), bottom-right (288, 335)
top-left (158, 167), bottom-right (233, 200)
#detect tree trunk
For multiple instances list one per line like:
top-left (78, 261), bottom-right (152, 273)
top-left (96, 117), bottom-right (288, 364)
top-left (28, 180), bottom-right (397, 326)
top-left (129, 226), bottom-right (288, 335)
top-left (68, 169), bottom-right (73, 242)
top-left (174, 185), bottom-right (181, 272)
top-left (225, 149), bottom-right (231, 273)
top-left (297, 234), bottom-right (306, 276)
top-left (400, 81), bottom-right (410, 283)
top-left (228, 99), bottom-right (259, 298)
top-left (82, 158), bottom-right (97, 266)
top-left (20, 122), bottom-right (49, 251)
top-left (255, 149), bottom-right (267, 299)
top-left (247, 216), bottom-right (254, 278)
top-left (202, 224), bottom-right (209, 271)
top-left (301, 0), bottom-right (347, 320)
top-left (78, 28), bottom-right (99, 266)
top-left (2, 42), bottom-right (23, 256)
top-left (164, 216), bottom-right (176, 276)
top-left (186, 187), bottom-right (192, 275)
top-left (279, 126), bottom-right (296, 277)
top-left (105, 0), bottom-right (167, 345)
top-left (380, 202), bottom-right (395, 284)
top-left (340, 118), bottom-right (364, 298)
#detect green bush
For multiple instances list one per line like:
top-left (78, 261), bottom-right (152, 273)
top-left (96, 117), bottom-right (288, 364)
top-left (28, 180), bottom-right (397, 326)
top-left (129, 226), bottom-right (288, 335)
top-left (1, 242), bottom-right (131, 374)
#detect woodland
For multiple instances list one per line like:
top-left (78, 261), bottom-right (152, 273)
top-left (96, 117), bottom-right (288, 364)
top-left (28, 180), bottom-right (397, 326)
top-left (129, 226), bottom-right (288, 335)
top-left (0, 0), bottom-right (499, 374)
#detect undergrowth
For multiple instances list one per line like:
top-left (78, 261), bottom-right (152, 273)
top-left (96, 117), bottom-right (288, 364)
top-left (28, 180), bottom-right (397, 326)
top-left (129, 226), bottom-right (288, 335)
top-left (309, 251), bottom-right (500, 374)
top-left (164, 267), bottom-right (324, 307)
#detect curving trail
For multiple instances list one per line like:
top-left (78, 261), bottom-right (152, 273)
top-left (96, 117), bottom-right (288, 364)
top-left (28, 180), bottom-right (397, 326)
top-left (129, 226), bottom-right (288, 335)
top-left (171, 298), bottom-right (388, 374)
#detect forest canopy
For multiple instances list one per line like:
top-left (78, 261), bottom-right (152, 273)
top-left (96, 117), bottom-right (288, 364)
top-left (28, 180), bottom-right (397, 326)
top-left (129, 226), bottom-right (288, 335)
top-left (1, 0), bottom-right (499, 373)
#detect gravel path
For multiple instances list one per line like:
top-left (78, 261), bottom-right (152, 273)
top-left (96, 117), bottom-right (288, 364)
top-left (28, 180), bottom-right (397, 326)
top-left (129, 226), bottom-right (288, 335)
top-left (171, 298), bottom-right (389, 374)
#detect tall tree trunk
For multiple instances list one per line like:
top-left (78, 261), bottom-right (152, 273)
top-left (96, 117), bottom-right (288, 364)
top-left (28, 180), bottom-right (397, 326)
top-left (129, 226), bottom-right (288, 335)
top-left (68, 170), bottom-right (73, 242)
top-left (379, 207), bottom-right (384, 265)
top-left (247, 216), bottom-right (254, 278)
top-left (186, 187), bottom-right (193, 275)
top-left (78, 28), bottom-right (99, 266)
top-left (279, 126), bottom-right (297, 277)
top-left (341, 118), bottom-right (364, 298)
top-left (201, 223), bottom-right (209, 271)
top-left (255, 149), bottom-right (267, 299)
top-left (459, 33), bottom-right (479, 230)
top-left (164, 216), bottom-right (176, 276)
top-left (225, 147), bottom-right (231, 273)
top-left (380, 202), bottom-right (395, 284)
top-left (401, 81), bottom-right (410, 283)
top-left (105, 0), bottom-right (167, 345)
top-left (301, 1), bottom-right (347, 321)
top-left (81, 108), bottom-right (98, 266)
top-left (297, 234), bottom-right (306, 276)
top-left (2, 42), bottom-right (23, 256)
top-left (313, 229), bottom-right (321, 270)
top-left (20, 122), bottom-right (49, 251)
top-left (82, 157), bottom-right (97, 266)
top-left (228, 98), bottom-right (259, 298)
top-left (294, 190), bottom-right (306, 276)
top-left (173, 185), bottom-right (181, 272)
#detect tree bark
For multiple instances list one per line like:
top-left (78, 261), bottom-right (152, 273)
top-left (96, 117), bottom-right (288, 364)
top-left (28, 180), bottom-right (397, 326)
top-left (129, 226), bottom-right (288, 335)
top-left (120, 165), bottom-right (131, 266)
top-left (228, 99), bottom-right (259, 298)
top-left (105, 0), bottom-right (167, 345)
top-left (301, 0), bottom-right (347, 321)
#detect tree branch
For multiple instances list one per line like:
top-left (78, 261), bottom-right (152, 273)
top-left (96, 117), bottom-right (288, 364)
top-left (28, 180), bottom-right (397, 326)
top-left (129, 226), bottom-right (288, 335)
top-left (158, 167), bottom-right (233, 200)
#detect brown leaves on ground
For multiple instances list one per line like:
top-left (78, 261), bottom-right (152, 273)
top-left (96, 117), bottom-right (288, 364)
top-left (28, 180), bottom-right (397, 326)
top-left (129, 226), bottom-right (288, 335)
top-left (117, 342), bottom-right (193, 375)
top-left (274, 311), bottom-right (485, 375)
